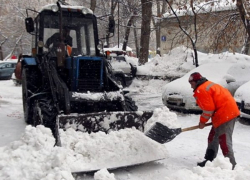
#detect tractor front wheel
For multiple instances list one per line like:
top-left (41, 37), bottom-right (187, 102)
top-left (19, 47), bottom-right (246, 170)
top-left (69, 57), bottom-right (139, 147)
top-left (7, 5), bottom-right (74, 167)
top-left (124, 96), bottom-right (138, 111)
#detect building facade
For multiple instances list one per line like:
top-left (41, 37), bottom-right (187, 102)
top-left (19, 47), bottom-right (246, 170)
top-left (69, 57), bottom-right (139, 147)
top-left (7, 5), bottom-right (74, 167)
top-left (160, 8), bottom-right (246, 55)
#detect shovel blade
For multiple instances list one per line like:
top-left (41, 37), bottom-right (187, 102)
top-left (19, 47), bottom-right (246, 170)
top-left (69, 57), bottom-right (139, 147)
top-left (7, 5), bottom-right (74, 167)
top-left (145, 122), bottom-right (182, 144)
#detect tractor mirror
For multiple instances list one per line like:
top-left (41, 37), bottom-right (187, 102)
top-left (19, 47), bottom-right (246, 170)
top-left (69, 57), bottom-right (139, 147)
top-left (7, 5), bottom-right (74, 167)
top-left (108, 16), bottom-right (115, 34)
top-left (25, 17), bottom-right (34, 33)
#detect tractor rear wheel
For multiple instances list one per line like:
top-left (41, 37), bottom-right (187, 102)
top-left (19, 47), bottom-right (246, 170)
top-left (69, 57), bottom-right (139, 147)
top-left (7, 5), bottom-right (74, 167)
top-left (22, 67), bottom-right (39, 124)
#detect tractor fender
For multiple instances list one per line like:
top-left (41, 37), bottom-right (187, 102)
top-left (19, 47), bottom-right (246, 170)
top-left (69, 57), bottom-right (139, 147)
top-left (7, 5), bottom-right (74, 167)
top-left (15, 56), bottom-right (37, 81)
top-left (15, 56), bottom-right (22, 80)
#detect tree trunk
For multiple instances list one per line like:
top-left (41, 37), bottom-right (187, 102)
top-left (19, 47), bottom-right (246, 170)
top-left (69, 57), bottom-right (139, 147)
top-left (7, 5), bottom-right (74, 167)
top-left (90, 0), bottom-right (96, 12)
top-left (0, 46), bottom-right (3, 60)
top-left (122, 14), bottom-right (137, 51)
top-left (133, 24), bottom-right (139, 58)
top-left (237, 0), bottom-right (250, 54)
top-left (105, 0), bottom-right (118, 47)
top-left (139, 0), bottom-right (152, 65)
top-left (0, 37), bottom-right (8, 60)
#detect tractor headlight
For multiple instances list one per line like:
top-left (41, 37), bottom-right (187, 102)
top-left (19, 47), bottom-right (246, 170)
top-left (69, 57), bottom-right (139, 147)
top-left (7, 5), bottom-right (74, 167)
top-left (38, 41), bottom-right (44, 48)
top-left (97, 44), bottom-right (102, 51)
top-left (82, 7), bottom-right (93, 14)
top-left (51, 5), bottom-right (59, 12)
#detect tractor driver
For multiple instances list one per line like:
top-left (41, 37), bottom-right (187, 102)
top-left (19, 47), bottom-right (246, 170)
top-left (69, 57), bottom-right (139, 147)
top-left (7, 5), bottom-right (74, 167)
top-left (44, 26), bottom-right (73, 55)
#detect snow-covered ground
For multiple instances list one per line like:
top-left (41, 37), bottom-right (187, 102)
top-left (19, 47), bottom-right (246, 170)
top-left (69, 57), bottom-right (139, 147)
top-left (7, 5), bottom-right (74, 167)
top-left (1, 47), bottom-right (250, 179)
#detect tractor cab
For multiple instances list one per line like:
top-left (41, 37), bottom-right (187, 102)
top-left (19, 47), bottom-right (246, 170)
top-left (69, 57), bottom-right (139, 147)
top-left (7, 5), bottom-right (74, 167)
top-left (26, 4), bottom-right (99, 58)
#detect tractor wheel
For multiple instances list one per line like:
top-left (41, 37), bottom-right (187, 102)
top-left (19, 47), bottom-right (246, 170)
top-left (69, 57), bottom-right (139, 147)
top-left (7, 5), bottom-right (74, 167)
top-left (124, 96), bottom-right (138, 111)
top-left (22, 67), bottom-right (39, 124)
top-left (33, 100), bottom-right (43, 126)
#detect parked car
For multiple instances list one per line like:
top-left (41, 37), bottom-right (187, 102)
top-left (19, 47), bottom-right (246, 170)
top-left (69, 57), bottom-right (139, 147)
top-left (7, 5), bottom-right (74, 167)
top-left (234, 81), bottom-right (250, 124)
top-left (109, 55), bottom-right (137, 87)
top-left (162, 62), bottom-right (250, 113)
top-left (0, 61), bottom-right (17, 80)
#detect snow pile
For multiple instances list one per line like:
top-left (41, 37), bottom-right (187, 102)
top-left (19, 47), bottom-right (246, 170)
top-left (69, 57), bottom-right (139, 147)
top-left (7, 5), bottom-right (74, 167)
top-left (136, 46), bottom-right (195, 77)
top-left (0, 106), bottom-right (180, 180)
top-left (165, 157), bottom-right (250, 180)
top-left (94, 169), bottom-right (116, 180)
top-left (144, 106), bottom-right (180, 132)
top-left (127, 78), bottom-right (167, 94)
top-left (136, 46), bottom-right (250, 77)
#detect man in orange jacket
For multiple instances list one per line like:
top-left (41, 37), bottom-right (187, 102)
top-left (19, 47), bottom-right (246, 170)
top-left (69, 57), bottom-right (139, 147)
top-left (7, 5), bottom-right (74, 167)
top-left (189, 72), bottom-right (240, 170)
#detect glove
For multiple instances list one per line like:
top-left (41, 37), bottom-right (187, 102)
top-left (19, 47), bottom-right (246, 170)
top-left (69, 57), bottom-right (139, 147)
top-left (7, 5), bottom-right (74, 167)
top-left (199, 122), bottom-right (206, 129)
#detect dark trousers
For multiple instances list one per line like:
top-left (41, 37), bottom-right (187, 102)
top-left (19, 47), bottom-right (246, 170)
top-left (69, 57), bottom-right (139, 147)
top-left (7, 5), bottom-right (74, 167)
top-left (204, 118), bottom-right (237, 166)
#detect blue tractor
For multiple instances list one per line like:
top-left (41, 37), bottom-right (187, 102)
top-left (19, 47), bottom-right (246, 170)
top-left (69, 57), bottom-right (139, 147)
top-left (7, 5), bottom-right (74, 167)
top-left (19, 2), bottom-right (153, 146)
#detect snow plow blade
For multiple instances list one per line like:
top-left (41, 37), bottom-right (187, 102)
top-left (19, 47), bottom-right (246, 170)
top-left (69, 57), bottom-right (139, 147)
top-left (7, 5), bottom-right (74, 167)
top-left (56, 111), bottom-right (170, 174)
top-left (58, 111), bottom-right (153, 133)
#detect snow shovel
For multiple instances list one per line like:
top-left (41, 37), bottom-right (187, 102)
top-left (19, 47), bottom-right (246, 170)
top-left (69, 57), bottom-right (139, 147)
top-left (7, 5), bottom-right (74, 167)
top-left (145, 122), bottom-right (212, 144)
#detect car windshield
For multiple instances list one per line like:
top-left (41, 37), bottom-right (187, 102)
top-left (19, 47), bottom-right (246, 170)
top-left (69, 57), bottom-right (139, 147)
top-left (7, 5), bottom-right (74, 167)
top-left (42, 12), bottom-right (96, 56)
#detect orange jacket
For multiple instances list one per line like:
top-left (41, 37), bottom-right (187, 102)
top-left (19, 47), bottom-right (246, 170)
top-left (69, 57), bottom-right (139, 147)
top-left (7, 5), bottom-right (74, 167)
top-left (193, 81), bottom-right (240, 128)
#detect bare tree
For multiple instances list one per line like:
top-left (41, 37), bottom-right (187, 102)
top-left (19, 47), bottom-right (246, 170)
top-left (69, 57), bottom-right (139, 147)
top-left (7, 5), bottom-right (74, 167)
top-left (139, 0), bottom-right (152, 65)
top-left (106, 0), bottom-right (118, 47)
top-left (0, 0), bottom-right (58, 59)
top-left (165, 0), bottom-right (199, 67)
top-left (237, 0), bottom-right (250, 54)
top-left (122, 13), bottom-right (137, 51)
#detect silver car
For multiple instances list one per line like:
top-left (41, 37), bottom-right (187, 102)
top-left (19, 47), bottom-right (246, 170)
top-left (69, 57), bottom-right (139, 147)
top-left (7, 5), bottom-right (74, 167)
top-left (109, 56), bottom-right (137, 87)
top-left (0, 61), bottom-right (17, 80)
top-left (162, 62), bottom-right (250, 113)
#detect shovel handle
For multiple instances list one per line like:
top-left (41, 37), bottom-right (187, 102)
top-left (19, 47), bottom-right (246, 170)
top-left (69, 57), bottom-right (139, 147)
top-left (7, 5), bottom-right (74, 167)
top-left (181, 122), bottom-right (212, 132)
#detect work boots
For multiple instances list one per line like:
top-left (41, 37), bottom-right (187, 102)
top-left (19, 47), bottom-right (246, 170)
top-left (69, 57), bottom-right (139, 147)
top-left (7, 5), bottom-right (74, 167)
top-left (198, 160), bottom-right (236, 170)
top-left (197, 160), bottom-right (208, 167)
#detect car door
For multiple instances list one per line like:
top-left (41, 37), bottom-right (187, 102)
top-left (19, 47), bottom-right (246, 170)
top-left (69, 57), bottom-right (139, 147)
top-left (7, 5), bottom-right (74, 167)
top-left (0, 64), bottom-right (7, 78)
top-left (0, 63), bottom-right (14, 78)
